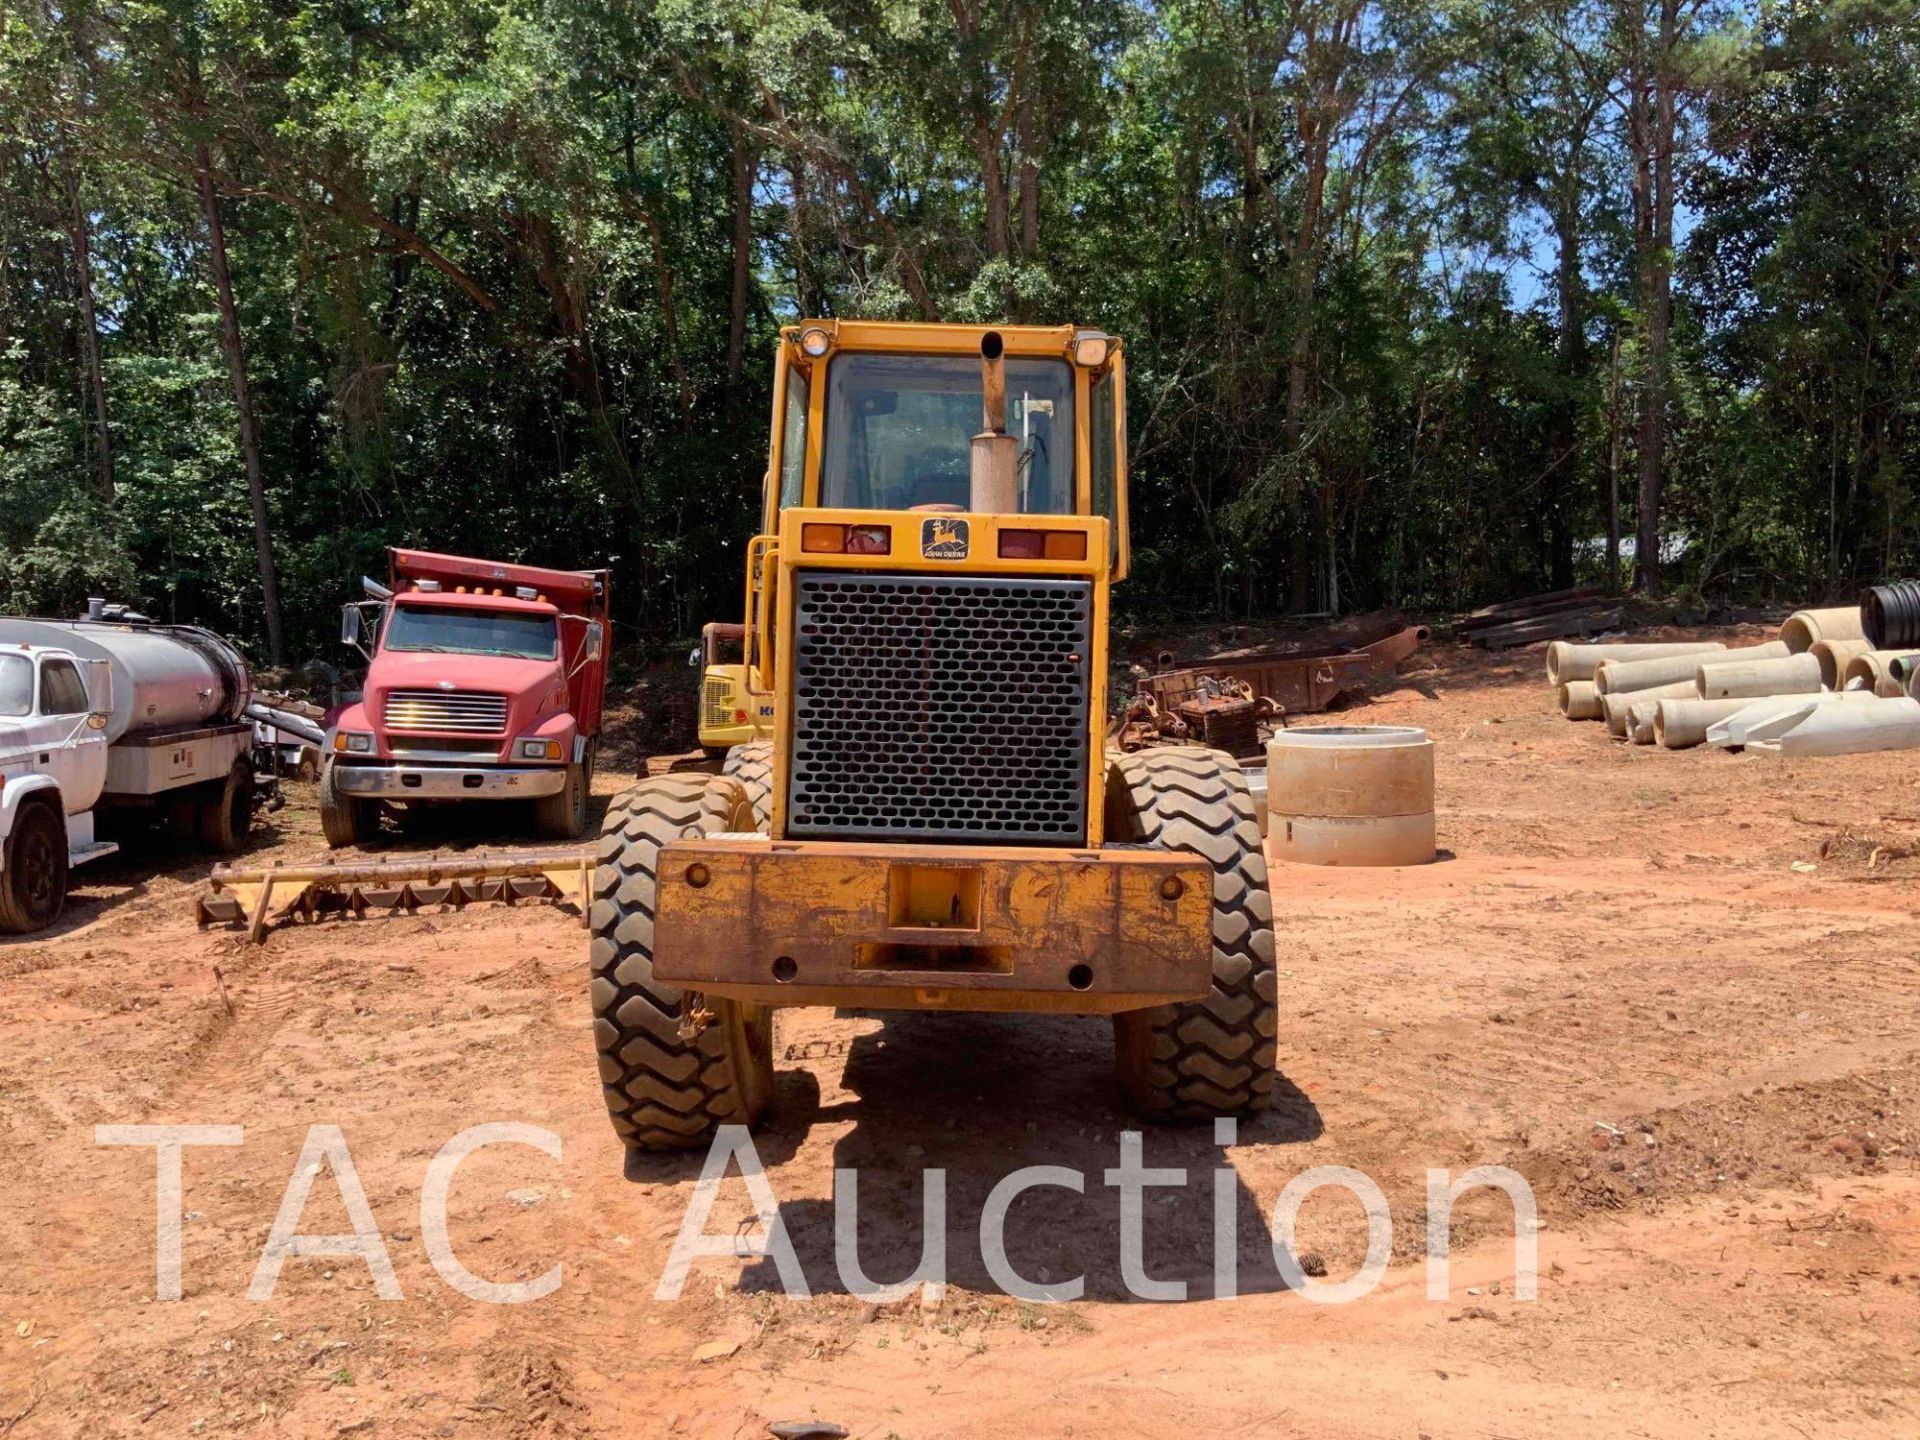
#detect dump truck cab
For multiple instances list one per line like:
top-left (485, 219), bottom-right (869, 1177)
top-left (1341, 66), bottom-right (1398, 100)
top-left (322, 549), bottom-right (610, 845)
top-left (589, 322), bottom-right (1277, 1154)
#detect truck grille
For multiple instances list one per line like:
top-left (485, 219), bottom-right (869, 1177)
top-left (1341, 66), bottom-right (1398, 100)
top-left (703, 676), bottom-right (734, 729)
top-left (383, 689), bottom-right (509, 735)
top-left (787, 572), bottom-right (1092, 844)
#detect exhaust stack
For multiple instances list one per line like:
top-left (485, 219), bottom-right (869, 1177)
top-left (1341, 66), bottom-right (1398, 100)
top-left (969, 330), bottom-right (1019, 513)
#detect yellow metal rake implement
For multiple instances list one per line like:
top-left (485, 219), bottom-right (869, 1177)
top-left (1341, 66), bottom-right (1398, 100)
top-left (196, 847), bottom-right (596, 945)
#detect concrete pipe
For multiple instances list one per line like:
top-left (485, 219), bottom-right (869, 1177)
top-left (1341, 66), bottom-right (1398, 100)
top-left (1810, 638), bottom-right (1874, 690)
top-left (1840, 651), bottom-right (1917, 699)
top-left (1695, 652), bottom-right (1823, 700)
top-left (1627, 701), bottom-right (1660, 744)
top-left (1780, 606), bottom-right (1866, 654)
top-left (1546, 640), bottom-right (1724, 687)
top-left (1558, 680), bottom-right (1602, 720)
top-left (1267, 725), bottom-right (1435, 867)
top-left (1602, 681), bottom-right (1696, 737)
top-left (1749, 696), bottom-right (1920, 757)
top-left (1704, 691), bottom-right (1875, 749)
top-left (1654, 697), bottom-right (1756, 750)
top-left (1595, 644), bottom-right (1752, 695)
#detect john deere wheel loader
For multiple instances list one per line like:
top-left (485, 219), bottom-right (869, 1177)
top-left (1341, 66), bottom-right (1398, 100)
top-left (590, 321), bottom-right (1277, 1153)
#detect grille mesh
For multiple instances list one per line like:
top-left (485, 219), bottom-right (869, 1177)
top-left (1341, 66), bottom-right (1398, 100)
top-left (787, 571), bottom-right (1092, 843)
top-left (703, 676), bottom-right (733, 729)
top-left (382, 689), bottom-right (508, 735)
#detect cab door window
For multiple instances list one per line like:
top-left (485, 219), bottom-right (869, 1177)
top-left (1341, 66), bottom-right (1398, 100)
top-left (1090, 366), bottom-right (1120, 564)
top-left (38, 658), bottom-right (88, 716)
top-left (778, 369), bottom-right (809, 510)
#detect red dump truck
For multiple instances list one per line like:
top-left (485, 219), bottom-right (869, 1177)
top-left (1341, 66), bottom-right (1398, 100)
top-left (321, 549), bottom-right (610, 846)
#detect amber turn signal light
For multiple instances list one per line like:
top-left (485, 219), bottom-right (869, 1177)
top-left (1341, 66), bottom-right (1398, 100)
top-left (801, 523), bottom-right (847, 553)
top-left (998, 529), bottom-right (1088, 561)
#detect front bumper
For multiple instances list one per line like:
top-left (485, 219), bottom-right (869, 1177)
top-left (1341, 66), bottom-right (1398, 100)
top-left (331, 763), bottom-right (567, 799)
top-left (652, 837), bottom-right (1213, 1014)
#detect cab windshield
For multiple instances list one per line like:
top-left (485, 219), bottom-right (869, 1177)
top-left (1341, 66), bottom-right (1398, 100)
top-left (383, 605), bottom-right (558, 660)
top-left (820, 353), bottom-right (1075, 513)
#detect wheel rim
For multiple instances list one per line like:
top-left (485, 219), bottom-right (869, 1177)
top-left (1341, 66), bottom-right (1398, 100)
top-left (18, 826), bottom-right (57, 913)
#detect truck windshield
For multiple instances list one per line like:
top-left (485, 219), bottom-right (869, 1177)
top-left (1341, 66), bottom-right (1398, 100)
top-left (820, 353), bottom-right (1075, 514)
top-left (383, 606), bottom-right (558, 660)
top-left (0, 655), bottom-right (29, 716)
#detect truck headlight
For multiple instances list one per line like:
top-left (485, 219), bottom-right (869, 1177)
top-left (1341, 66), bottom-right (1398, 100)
top-left (333, 730), bottom-right (375, 754)
top-left (517, 738), bottom-right (564, 761)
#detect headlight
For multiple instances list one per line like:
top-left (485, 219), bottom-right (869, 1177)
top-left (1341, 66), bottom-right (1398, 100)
top-left (333, 730), bottom-right (375, 754)
top-left (517, 737), bottom-right (565, 761)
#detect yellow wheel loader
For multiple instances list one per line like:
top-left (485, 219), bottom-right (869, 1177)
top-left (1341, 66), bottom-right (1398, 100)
top-left (589, 321), bottom-right (1277, 1153)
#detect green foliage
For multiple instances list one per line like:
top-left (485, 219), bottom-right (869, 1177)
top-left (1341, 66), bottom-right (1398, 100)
top-left (0, 0), bottom-right (1915, 665)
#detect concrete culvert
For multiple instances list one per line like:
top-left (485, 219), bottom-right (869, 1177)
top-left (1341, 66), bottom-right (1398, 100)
top-left (1840, 650), bottom-right (1917, 698)
top-left (1628, 701), bottom-right (1660, 744)
top-left (1266, 725), bottom-right (1435, 867)
top-left (1696, 652), bottom-right (1823, 700)
top-left (1751, 696), bottom-right (1920, 757)
top-left (1596, 644), bottom-right (1758, 695)
top-left (1704, 692), bottom-right (1877, 748)
top-left (1559, 680), bottom-right (1602, 720)
top-left (1654, 698), bottom-right (1756, 750)
top-left (1602, 681), bottom-right (1696, 737)
top-left (1780, 606), bottom-right (1866, 654)
top-left (1546, 640), bottom-right (1723, 687)
top-left (1810, 638), bottom-right (1874, 690)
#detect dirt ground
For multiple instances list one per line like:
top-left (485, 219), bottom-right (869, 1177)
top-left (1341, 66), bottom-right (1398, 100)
top-left (4, 622), bottom-right (1919, 1439)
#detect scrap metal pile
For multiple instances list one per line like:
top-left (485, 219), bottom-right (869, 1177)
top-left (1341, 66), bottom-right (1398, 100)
top-left (1115, 621), bottom-right (1429, 759)
top-left (1550, 582), bottom-right (1920, 755)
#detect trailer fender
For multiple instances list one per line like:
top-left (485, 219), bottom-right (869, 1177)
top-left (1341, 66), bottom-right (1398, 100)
top-left (0, 774), bottom-right (63, 846)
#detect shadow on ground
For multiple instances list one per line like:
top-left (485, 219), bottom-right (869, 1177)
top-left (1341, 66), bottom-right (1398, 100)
top-left (628, 1007), bottom-right (1324, 1303)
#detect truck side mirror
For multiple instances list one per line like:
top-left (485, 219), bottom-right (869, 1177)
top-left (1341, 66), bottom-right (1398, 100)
top-left (83, 658), bottom-right (112, 728)
top-left (582, 622), bottom-right (603, 662)
top-left (339, 604), bottom-right (361, 647)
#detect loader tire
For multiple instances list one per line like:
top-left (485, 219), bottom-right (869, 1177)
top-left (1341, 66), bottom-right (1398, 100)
top-left (0, 799), bottom-right (68, 935)
top-left (196, 760), bottom-right (253, 855)
top-left (318, 761), bottom-right (377, 849)
top-left (1106, 747), bottom-right (1278, 1119)
top-left (590, 773), bottom-right (775, 1152)
top-left (721, 741), bottom-right (773, 833)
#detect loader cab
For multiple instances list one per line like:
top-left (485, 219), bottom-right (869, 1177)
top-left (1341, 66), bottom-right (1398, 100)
top-left (761, 321), bottom-right (1129, 575)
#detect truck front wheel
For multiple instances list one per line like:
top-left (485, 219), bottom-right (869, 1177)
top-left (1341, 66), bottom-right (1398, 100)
top-left (1105, 747), bottom-right (1278, 1119)
top-left (589, 774), bottom-right (775, 1153)
top-left (318, 762), bottom-right (378, 849)
top-left (533, 761), bottom-right (589, 840)
top-left (0, 800), bottom-right (69, 934)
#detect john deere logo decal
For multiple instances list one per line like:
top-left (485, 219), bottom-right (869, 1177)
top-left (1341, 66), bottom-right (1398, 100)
top-left (921, 517), bottom-right (970, 560)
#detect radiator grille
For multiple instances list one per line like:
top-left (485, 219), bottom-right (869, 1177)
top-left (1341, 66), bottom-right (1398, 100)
top-left (787, 572), bottom-right (1092, 843)
top-left (703, 676), bottom-right (734, 729)
top-left (382, 689), bottom-right (509, 735)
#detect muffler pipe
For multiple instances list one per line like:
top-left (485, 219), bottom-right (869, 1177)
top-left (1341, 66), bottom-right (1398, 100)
top-left (969, 330), bottom-right (1019, 513)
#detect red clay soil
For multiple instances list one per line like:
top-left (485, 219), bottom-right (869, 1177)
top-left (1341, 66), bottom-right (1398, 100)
top-left (2, 623), bottom-right (1916, 1438)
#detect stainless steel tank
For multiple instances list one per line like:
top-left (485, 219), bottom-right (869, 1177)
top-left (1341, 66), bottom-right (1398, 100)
top-left (0, 616), bottom-right (250, 740)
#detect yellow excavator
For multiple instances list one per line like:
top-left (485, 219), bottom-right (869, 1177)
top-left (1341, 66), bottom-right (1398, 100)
top-left (692, 621), bottom-right (773, 756)
top-left (589, 321), bottom-right (1277, 1153)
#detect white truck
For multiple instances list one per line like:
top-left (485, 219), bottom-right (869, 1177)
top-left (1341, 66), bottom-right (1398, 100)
top-left (0, 607), bottom-right (267, 933)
